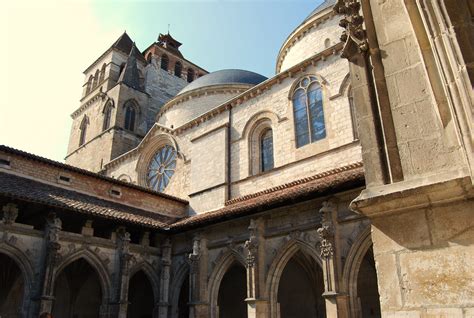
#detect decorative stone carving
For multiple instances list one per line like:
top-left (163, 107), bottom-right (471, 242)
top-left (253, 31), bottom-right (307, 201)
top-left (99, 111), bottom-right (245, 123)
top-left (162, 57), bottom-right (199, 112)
top-left (188, 234), bottom-right (201, 274)
top-left (334, 0), bottom-right (368, 59)
top-left (317, 201), bottom-right (335, 258)
top-left (245, 219), bottom-right (259, 268)
top-left (2, 203), bottom-right (18, 225)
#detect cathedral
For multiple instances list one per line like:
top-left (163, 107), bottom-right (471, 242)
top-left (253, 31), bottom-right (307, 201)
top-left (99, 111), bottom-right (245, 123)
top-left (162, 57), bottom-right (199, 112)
top-left (0, 0), bottom-right (472, 317)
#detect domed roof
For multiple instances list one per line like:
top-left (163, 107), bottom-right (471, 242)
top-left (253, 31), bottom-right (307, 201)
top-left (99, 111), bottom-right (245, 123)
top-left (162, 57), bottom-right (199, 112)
top-left (179, 69), bottom-right (267, 95)
top-left (303, 0), bottom-right (336, 23)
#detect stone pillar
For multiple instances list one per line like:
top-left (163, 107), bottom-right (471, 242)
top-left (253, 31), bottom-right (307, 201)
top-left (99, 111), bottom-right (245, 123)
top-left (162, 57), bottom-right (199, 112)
top-left (245, 219), bottom-right (268, 318)
top-left (110, 227), bottom-right (132, 318)
top-left (37, 213), bottom-right (62, 315)
top-left (188, 234), bottom-right (209, 318)
top-left (157, 238), bottom-right (172, 318)
top-left (317, 201), bottom-right (348, 318)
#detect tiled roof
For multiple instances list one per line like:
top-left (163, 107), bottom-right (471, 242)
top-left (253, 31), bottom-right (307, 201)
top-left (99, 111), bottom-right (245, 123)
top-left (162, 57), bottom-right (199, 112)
top-left (0, 145), bottom-right (188, 204)
top-left (0, 172), bottom-right (174, 229)
top-left (170, 162), bottom-right (364, 231)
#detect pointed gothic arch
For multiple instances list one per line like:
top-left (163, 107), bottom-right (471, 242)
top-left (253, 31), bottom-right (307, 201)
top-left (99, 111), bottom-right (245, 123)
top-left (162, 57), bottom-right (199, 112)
top-left (0, 243), bottom-right (34, 317)
top-left (265, 238), bottom-right (324, 318)
top-left (342, 227), bottom-right (381, 318)
top-left (54, 248), bottom-right (111, 305)
top-left (169, 261), bottom-right (190, 318)
top-left (208, 250), bottom-right (247, 318)
top-left (129, 261), bottom-right (160, 304)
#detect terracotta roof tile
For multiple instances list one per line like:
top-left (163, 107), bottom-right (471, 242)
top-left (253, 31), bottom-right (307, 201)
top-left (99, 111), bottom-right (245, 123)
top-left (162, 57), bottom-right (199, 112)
top-left (0, 172), bottom-right (174, 229)
top-left (170, 163), bottom-right (365, 231)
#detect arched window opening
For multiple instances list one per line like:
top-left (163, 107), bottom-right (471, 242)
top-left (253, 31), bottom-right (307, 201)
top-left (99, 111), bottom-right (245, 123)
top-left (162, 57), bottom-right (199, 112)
top-left (174, 61), bottom-right (182, 78)
top-left (146, 52), bottom-right (152, 63)
top-left (102, 102), bottom-right (113, 131)
top-left (177, 275), bottom-right (190, 318)
top-left (217, 263), bottom-right (247, 318)
top-left (128, 270), bottom-right (154, 317)
top-left (93, 69), bottom-right (100, 88)
top-left (260, 128), bottom-right (274, 172)
top-left (86, 75), bottom-right (93, 94)
top-left (124, 102), bottom-right (137, 132)
top-left (277, 250), bottom-right (326, 317)
top-left (0, 253), bottom-right (24, 317)
top-left (292, 76), bottom-right (326, 148)
top-left (161, 54), bottom-right (169, 71)
top-left (52, 258), bottom-right (102, 318)
top-left (356, 246), bottom-right (381, 318)
top-left (348, 86), bottom-right (359, 140)
top-left (79, 116), bottom-right (88, 147)
top-left (187, 68), bottom-right (195, 83)
top-left (99, 63), bottom-right (106, 82)
top-left (324, 38), bottom-right (331, 48)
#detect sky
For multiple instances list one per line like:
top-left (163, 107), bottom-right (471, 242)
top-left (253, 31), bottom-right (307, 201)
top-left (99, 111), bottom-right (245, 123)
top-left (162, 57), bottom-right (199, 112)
top-left (0, 0), bottom-right (323, 162)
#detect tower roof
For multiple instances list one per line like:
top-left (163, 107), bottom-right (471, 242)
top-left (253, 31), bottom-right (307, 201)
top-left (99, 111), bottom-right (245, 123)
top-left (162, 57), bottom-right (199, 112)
top-left (112, 31), bottom-right (134, 54)
top-left (157, 32), bottom-right (183, 57)
top-left (118, 43), bottom-right (142, 91)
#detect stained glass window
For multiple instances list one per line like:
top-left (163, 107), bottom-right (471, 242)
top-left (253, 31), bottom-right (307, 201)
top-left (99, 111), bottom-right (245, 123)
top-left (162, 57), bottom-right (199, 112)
top-left (261, 129), bottom-right (274, 172)
top-left (147, 145), bottom-right (177, 192)
top-left (292, 76), bottom-right (326, 148)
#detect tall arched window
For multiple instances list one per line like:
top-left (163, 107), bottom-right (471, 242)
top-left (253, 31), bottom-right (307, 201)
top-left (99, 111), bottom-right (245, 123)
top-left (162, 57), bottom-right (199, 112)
top-left (260, 129), bottom-right (274, 172)
top-left (79, 116), bottom-right (89, 146)
top-left (86, 75), bottom-right (93, 94)
top-left (146, 53), bottom-right (152, 63)
top-left (161, 55), bottom-right (169, 71)
top-left (93, 69), bottom-right (100, 88)
top-left (174, 61), bottom-right (182, 77)
top-left (292, 76), bottom-right (326, 148)
top-left (187, 68), bottom-right (195, 83)
top-left (124, 101), bottom-right (137, 132)
top-left (99, 63), bottom-right (106, 82)
top-left (102, 102), bottom-right (113, 131)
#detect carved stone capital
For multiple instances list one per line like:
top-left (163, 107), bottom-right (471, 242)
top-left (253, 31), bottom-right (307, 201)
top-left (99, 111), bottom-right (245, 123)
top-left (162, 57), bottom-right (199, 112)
top-left (244, 219), bottom-right (259, 268)
top-left (2, 203), bottom-right (18, 225)
top-left (317, 201), bottom-right (336, 259)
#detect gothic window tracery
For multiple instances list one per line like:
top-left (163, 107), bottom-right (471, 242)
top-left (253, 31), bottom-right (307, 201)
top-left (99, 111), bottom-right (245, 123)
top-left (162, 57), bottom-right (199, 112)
top-left (174, 61), bottom-right (182, 78)
top-left (161, 54), bottom-right (169, 71)
top-left (292, 76), bottom-right (326, 148)
top-left (260, 129), bottom-right (274, 172)
top-left (146, 145), bottom-right (177, 192)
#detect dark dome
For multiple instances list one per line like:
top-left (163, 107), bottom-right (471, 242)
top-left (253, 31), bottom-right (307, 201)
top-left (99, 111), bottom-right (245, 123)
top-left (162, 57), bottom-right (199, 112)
top-left (179, 69), bottom-right (267, 95)
top-left (303, 0), bottom-right (336, 23)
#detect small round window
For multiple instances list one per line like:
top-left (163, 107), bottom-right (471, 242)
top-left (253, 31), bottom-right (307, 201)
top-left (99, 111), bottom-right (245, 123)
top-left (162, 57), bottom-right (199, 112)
top-left (147, 145), bottom-right (177, 192)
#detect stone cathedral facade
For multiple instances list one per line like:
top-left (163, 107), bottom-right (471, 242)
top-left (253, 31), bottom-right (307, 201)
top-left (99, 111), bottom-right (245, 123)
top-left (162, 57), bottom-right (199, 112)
top-left (0, 0), bottom-right (473, 318)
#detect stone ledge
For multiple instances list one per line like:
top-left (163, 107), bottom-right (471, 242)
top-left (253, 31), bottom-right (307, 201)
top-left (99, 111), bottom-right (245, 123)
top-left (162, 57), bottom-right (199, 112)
top-left (350, 169), bottom-right (473, 218)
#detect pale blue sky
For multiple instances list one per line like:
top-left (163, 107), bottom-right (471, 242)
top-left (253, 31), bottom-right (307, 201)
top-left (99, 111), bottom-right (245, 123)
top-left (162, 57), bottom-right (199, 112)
top-left (0, 0), bottom-right (324, 162)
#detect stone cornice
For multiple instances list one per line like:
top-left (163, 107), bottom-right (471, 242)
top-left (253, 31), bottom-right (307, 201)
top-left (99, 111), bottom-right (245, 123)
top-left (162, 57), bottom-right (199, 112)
top-left (276, 6), bottom-right (337, 73)
top-left (71, 88), bottom-right (108, 119)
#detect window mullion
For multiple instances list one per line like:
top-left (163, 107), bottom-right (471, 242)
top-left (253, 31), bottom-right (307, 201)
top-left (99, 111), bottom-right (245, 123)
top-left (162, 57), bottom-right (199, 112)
top-left (305, 89), bottom-right (313, 143)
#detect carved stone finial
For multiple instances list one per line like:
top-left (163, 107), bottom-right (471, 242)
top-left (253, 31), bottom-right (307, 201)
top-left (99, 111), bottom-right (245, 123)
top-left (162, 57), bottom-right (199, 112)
top-left (334, 0), bottom-right (368, 59)
top-left (116, 226), bottom-right (131, 255)
top-left (2, 203), bottom-right (18, 225)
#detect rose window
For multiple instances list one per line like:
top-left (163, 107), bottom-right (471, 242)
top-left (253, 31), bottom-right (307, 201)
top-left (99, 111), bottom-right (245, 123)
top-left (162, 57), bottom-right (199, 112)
top-left (147, 145), bottom-right (177, 192)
